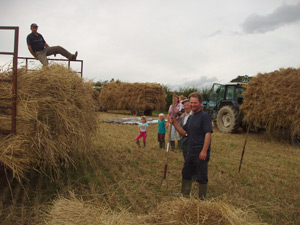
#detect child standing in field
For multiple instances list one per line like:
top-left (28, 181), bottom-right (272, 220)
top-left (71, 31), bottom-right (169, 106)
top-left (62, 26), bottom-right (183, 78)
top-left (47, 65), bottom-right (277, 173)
top-left (136, 116), bottom-right (148, 148)
top-left (158, 113), bottom-right (168, 149)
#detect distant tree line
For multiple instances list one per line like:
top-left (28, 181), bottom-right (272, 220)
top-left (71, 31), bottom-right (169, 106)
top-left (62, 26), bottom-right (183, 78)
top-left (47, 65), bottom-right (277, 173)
top-left (230, 75), bottom-right (252, 83)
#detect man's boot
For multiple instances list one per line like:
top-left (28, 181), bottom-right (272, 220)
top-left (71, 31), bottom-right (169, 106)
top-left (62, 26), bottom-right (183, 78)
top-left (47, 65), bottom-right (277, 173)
top-left (143, 141), bottom-right (146, 148)
top-left (159, 142), bottom-right (162, 149)
top-left (172, 178), bottom-right (192, 197)
top-left (181, 178), bottom-right (192, 198)
top-left (71, 51), bottom-right (78, 60)
top-left (162, 142), bottom-right (165, 149)
top-left (198, 183), bottom-right (207, 200)
top-left (170, 141), bottom-right (175, 151)
top-left (136, 140), bottom-right (140, 147)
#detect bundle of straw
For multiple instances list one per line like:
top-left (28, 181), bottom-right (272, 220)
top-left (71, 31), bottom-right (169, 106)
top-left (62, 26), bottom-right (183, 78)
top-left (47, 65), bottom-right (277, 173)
top-left (43, 194), bottom-right (136, 225)
top-left (43, 196), bottom-right (264, 225)
top-left (241, 67), bottom-right (300, 137)
top-left (0, 65), bottom-right (98, 181)
top-left (99, 81), bottom-right (166, 111)
top-left (143, 198), bottom-right (265, 225)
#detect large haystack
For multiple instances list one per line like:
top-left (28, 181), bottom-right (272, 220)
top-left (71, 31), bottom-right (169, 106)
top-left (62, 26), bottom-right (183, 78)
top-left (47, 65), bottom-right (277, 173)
top-left (43, 196), bottom-right (264, 225)
top-left (0, 65), bottom-right (98, 181)
top-left (99, 81), bottom-right (166, 112)
top-left (241, 68), bottom-right (300, 137)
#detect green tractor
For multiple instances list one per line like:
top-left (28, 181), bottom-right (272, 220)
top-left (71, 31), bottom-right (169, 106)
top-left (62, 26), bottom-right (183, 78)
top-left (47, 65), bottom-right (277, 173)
top-left (203, 83), bottom-right (247, 133)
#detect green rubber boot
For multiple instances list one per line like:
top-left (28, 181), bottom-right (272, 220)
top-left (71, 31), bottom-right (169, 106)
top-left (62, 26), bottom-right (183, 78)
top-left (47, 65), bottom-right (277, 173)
top-left (181, 178), bottom-right (193, 198)
top-left (198, 183), bottom-right (207, 200)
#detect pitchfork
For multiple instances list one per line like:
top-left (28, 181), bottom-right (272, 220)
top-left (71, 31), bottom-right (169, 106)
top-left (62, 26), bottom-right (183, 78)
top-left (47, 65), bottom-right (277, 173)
top-left (160, 92), bottom-right (176, 190)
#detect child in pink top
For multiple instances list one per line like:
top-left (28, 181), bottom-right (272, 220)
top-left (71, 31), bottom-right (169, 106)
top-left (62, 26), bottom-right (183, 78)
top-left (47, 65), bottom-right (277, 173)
top-left (136, 116), bottom-right (148, 147)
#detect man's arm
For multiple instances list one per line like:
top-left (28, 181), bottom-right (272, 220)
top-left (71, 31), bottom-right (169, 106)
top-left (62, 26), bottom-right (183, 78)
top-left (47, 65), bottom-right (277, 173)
top-left (170, 117), bottom-right (187, 137)
top-left (199, 132), bottom-right (211, 160)
top-left (44, 43), bottom-right (49, 48)
top-left (27, 45), bottom-right (38, 59)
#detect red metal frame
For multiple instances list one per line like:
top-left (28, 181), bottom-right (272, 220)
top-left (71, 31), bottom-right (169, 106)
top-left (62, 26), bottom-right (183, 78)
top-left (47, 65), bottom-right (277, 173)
top-left (0, 26), bottom-right (84, 135)
top-left (17, 57), bottom-right (84, 78)
top-left (0, 26), bottom-right (19, 135)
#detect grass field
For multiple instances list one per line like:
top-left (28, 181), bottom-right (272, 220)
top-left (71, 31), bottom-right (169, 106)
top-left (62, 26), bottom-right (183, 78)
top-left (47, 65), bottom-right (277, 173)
top-left (0, 111), bottom-right (299, 224)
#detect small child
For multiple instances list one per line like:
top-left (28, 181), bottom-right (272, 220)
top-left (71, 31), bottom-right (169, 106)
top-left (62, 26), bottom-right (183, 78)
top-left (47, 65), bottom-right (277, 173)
top-left (158, 113), bottom-right (168, 149)
top-left (136, 116), bottom-right (148, 147)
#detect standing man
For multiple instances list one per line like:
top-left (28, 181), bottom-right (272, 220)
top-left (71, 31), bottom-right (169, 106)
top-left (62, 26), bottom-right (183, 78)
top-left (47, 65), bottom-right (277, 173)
top-left (178, 99), bottom-right (192, 161)
top-left (27, 23), bottom-right (78, 66)
top-left (171, 92), bottom-right (213, 199)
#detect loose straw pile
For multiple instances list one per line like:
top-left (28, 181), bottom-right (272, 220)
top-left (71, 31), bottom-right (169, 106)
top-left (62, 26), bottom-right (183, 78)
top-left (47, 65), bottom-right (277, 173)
top-left (43, 196), bottom-right (265, 225)
top-left (0, 65), bottom-right (98, 181)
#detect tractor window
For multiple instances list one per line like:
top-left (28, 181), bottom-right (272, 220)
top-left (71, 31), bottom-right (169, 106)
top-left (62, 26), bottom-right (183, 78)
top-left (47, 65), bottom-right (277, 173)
top-left (235, 87), bottom-right (245, 99)
top-left (225, 86), bottom-right (234, 100)
top-left (217, 86), bottom-right (225, 101)
top-left (235, 87), bottom-right (246, 104)
top-left (208, 83), bottom-right (221, 101)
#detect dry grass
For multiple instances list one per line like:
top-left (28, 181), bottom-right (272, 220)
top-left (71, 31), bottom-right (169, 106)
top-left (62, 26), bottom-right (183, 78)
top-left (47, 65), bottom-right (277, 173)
top-left (1, 112), bottom-right (299, 224)
top-left (43, 193), bottom-right (136, 225)
top-left (43, 194), bottom-right (264, 225)
top-left (0, 65), bottom-right (98, 181)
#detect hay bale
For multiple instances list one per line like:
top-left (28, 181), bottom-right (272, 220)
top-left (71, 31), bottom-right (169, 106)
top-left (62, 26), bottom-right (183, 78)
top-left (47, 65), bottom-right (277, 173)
top-left (143, 198), bottom-right (265, 225)
top-left (241, 68), bottom-right (300, 137)
top-left (0, 65), bottom-right (98, 180)
top-left (99, 81), bottom-right (166, 111)
top-left (43, 194), bottom-right (136, 225)
top-left (43, 196), bottom-right (264, 225)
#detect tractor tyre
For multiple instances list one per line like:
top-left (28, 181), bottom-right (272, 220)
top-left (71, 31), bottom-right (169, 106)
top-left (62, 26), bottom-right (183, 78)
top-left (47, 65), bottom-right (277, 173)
top-left (216, 105), bottom-right (240, 133)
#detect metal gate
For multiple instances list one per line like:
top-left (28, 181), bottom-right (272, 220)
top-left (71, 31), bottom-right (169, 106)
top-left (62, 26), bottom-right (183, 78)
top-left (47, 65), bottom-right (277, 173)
top-left (0, 26), bottom-right (18, 135)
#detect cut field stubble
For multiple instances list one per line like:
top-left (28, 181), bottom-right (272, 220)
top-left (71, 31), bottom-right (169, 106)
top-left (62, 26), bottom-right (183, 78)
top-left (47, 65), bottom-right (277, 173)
top-left (89, 112), bottom-right (300, 224)
top-left (1, 111), bottom-right (299, 224)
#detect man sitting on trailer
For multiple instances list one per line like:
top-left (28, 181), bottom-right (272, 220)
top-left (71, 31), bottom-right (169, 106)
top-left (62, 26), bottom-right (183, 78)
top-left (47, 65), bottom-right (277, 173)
top-left (26, 23), bottom-right (78, 66)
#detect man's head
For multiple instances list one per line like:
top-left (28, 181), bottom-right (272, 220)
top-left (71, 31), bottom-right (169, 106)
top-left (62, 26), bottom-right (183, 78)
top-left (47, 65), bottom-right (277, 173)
top-left (182, 99), bottom-right (191, 114)
top-left (188, 92), bottom-right (203, 113)
top-left (30, 23), bottom-right (38, 33)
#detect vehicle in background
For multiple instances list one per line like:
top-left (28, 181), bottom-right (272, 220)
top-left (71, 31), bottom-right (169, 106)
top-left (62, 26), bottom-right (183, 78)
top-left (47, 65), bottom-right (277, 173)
top-left (203, 83), bottom-right (247, 133)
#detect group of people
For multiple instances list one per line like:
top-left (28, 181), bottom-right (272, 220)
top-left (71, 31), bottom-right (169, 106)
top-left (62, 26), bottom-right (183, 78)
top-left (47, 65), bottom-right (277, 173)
top-left (28, 23), bottom-right (212, 201)
top-left (135, 92), bottom-right (213, 200)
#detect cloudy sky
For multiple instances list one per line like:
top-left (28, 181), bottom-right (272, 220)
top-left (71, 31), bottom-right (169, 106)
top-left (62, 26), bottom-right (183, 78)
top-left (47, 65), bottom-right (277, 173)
top-left (1, 0), bottom-right (300, 90)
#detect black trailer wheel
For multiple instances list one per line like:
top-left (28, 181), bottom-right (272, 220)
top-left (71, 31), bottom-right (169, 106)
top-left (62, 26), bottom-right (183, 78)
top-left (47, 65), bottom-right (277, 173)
top-left (216, 105), bottom-right (240, 133)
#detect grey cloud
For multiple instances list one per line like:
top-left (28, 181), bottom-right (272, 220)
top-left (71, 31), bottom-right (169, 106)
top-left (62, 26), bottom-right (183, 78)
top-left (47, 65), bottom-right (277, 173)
top-left (171, 76), bottom-right (219, 91)
top-left (242, 2), bottom-right (300, 33)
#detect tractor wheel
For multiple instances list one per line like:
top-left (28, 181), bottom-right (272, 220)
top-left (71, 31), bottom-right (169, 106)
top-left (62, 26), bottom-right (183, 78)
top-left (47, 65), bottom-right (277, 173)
top-left (291, 134), bottom-right (300, 148)
top-left (216, 105), bottom-right (240, 133)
